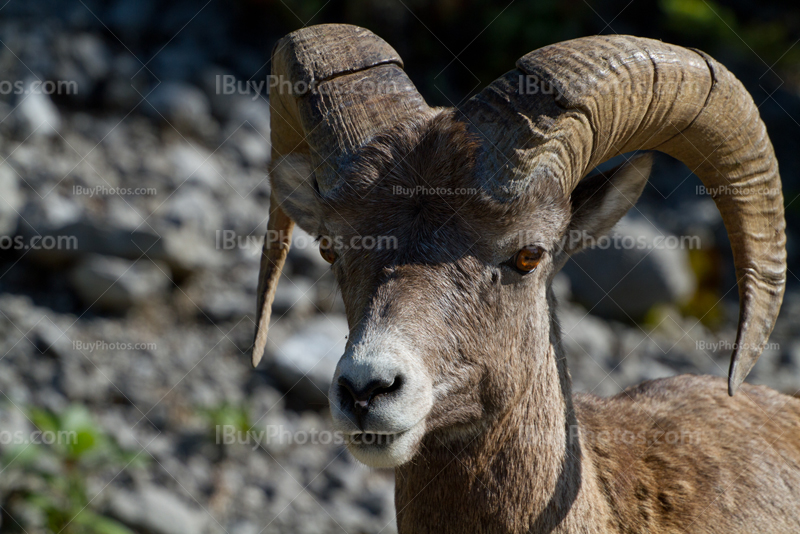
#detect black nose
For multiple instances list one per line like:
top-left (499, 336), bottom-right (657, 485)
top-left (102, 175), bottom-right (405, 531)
top-left (337, 375), bottom-right (403, 416)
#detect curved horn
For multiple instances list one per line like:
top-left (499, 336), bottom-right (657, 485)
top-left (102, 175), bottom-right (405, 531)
top-left (253, 24), bottom-right (430, 367)
top-left (462, 36), bottom-right (786, 395)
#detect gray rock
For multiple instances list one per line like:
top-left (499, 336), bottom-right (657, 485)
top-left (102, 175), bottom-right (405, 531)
top-left (69, 255), bottom-right (171, 312)
top-left (100, 409), bottom-right (144, 452)
top-left (33, 318), bottom-right (71, 358)
top-left (227, 97), bottom-right (270, 139)
top-left (161, 227), bottom-right (226, 276)
top-left (18, 215), bottom-right (164, 266)
top-left (563, 215), bottom-right (696, 321)
top-left (56, 32), bottom-right (111, 103)
top-left (146, 82), bottom-right (213, 135)
top-left (105, 197), bottom-right (149, 229)
top-left (231, 130), bottom-right (270, 168)
top-left (58, 354), bottom-right (111, 403)
top-left (164, 187), bottom-right (223, 233)
top-left (222, 193), bottom-right (269, 239)
top-left (272, 276), bottom-right (315, 316)
top-left (674, 198), bottom-right (721, 236)
top-left (14, 84), bottom-right (61, 137)
top-left (637, 359), bottom-right (681, 382)
top-left (201, 290), bottom-right (253, 322)
top-left (18, 194), bottom-right (223, 276)
top-left (0, 405), bottom-right (31, 453)
top-left (20, 195), bottom-right (84, 230)
top-left (552, 272), bottom-right (571, 303)
top-left (84, 223), bottom-right (163, 260)
top-left (781, 341), bottom-right (800, 370)
top-left (203, 69), bottom-right (243, 118)
top-left (557, 302), bottom-right (619, 394)
top-left (108, 485), bottom-right (206, 534)
top-left (167, 142), bottom-right (224, 192)
top-left (70, 33), bottom-right (111, 81)
top-left (357, 488), bottom-right (393, 516)
top-left (557, 304), bottom-right (616, 363)
top-left (0, 165), bottom-right (22, 235)
top-left (272, 315), bottom-right (349, 406)
top-left (229, 521), bottom-right (260, 534)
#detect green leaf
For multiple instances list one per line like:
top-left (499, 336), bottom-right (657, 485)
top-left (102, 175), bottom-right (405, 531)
top-left (73, 510), bottom-right (137, 534)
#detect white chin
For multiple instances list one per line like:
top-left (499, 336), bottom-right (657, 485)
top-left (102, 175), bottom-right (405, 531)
top-left (345, 422), bottom-right (426, 468)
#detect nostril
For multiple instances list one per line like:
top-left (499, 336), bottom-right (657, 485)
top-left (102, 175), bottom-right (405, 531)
top-left (337, 376), bottom-right (359, 404)
top-left (337, 375), bottom-right (404, 413)
top-left (374, 375), bottom-right (403, 398)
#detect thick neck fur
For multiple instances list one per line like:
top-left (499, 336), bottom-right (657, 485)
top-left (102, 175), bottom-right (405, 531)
top-left (394, 291), bottom-right (610, 534)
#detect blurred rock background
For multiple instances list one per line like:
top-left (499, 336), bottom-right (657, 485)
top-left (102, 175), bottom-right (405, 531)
top-left (0, 0), bottom-right (799, 533)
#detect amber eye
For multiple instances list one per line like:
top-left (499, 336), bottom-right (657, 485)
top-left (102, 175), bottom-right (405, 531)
top-left (319, 244), bottom-right (337, 264)
top-left (513, 245), bottom-right (544, 273)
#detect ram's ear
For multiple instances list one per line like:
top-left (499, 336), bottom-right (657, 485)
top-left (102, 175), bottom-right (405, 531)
top-left (270, 154), bottom-right (326, 236)
top-left (562, 154), bottom-right (652, 257)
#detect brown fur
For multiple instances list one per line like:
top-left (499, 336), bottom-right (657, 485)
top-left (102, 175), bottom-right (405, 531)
top-left (272, 112), bottom-right (800, 533)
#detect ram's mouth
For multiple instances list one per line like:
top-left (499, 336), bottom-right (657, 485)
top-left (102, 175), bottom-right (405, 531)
top-left (342, 422), bottom-right (426, 468)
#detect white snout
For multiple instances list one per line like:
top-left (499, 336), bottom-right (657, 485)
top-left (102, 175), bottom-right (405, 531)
top-left (329, 331), bottom-right (433, 467)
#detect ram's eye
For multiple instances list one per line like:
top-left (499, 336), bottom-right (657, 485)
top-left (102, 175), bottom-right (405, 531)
top-left (319, 244), bottom-right (337, 264)
top-left (512, 245), bottom-right (544, 273)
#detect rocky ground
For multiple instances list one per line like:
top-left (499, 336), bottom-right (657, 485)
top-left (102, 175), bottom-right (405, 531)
top-left (1, 2), bottom-right (799, 534)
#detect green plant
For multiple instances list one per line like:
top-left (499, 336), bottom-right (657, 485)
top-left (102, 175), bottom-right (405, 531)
top-left (198, 401), bottom-right (251, 437)
top-left (0, 404), bottom-right (147, 534)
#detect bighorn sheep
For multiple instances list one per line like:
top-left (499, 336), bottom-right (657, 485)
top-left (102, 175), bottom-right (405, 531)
top-left (252, 25), bottom-right (800, 533)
